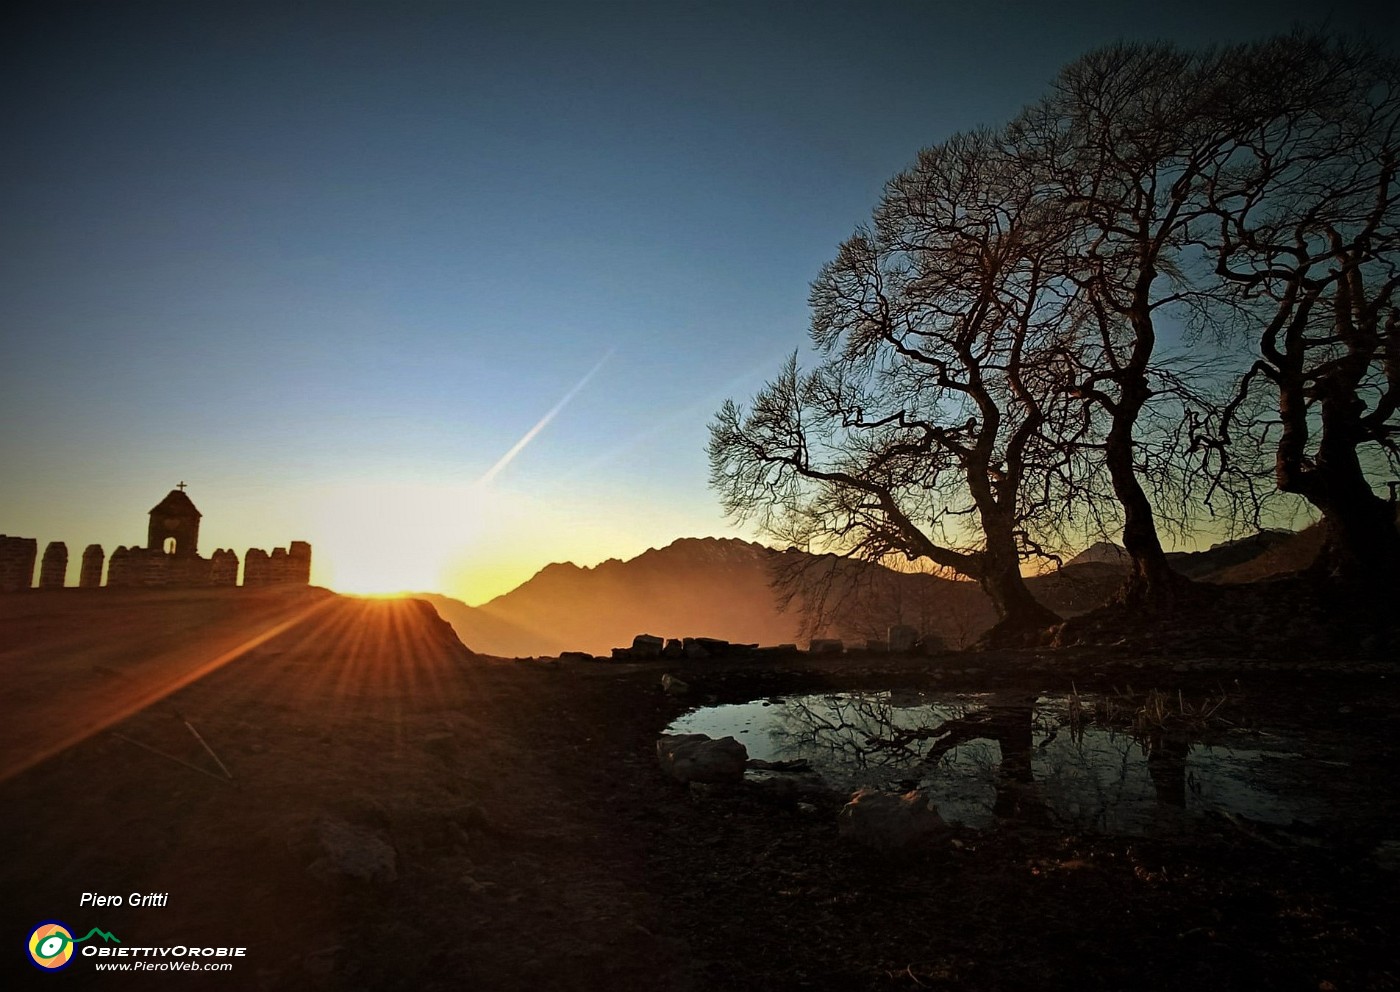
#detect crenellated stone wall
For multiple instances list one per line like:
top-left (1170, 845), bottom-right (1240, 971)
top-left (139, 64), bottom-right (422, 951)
top-left (7, 536), bottom-right (308, 590)
top-left (0, 535), bottom-right (39, 592)
top-left (39, 542), bottom-right (68, 588)
top-left (242, 543), bottom-right (311, 585)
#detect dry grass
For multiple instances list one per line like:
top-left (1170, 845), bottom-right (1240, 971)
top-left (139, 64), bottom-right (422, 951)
top-left (1068, 683), bottom-right (1242, 740)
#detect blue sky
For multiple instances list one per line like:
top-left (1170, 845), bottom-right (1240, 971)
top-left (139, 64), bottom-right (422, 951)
top-left (1, 1), bottom-right (1388, 600)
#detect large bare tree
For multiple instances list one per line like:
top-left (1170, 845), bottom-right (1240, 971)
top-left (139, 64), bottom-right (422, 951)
top-left (1203, 35), bottom-right (1400, 590)
top-left (710, 132), bottom-right (1082, 643)
top-left (1010, 44), bottom-right (1249, 607)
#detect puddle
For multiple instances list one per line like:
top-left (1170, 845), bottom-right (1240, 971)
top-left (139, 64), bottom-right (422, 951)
top-left (667, 691), bottom-right (1343, 835)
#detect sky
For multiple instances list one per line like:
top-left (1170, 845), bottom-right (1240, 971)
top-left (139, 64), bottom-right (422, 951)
top-left (1, 0), bottom-right (1390, 603)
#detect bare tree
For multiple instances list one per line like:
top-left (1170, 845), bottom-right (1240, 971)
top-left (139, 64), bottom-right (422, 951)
top-left (1200, 34), bottom-right (1400, 590)
top-left (710, 132), bottom-right (1082, 643)
top-left (1011, 43), bottom-right (1251, 608)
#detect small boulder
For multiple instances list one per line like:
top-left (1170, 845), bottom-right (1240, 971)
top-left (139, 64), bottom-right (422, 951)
top-left (631, 634), bottom-right (664, 659)
top-left (809, 638), bottom-right (844, 655)
top-left (695, 637), bottom-right (730, 656)
top-left (662, 638), bottom-right (684, 659)
top-left (656, 733), bottom-right (748, 785)
top-left (837, 789), bottom-right (945, 850)
top-left (661, 673), bottom-right (691, 696)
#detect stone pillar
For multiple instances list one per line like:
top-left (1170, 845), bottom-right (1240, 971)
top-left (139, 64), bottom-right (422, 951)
top-left (210, 549), bottom-right (239, 586)
top-left (79, 544), bottom-right (105, 588)
top-left (39, 542), bottom-right (68, 589)
top-left (288, 541), bottom-right (312, 585)
top-left (243, 548), bottom-right (269, 586)
top-left (107, 546), bottom-right (133, 587)
top-left (0, 535), bottom-right (38, 591)
top-left (270, 547), bottom-right (289, 583)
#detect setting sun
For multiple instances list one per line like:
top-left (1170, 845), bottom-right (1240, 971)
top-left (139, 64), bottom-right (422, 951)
top-left (307, 482), bottom-right (497, 596)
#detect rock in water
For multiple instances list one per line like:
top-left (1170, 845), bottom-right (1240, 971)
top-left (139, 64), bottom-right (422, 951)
top-left (837, 789), bottom-right (944, 850)
top-left (655, 733), bottom-right (748, 785)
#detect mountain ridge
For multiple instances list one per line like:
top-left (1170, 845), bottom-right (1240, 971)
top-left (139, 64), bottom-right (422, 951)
top-left (419, 529), bottom-right (1318, 658)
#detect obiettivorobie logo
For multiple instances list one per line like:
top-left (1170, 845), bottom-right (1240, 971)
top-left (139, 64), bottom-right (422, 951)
top-left (25, 919), bottom-right (247, 973)
top-left (27, 921), bottom-right (120, 971)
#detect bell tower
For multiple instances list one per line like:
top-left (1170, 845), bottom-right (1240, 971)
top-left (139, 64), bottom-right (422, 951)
top-left (147, 482), bottom-right (202, 557)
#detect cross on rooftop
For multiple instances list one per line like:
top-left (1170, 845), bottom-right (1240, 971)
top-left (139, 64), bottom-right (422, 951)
top-left (176, 481), bottom-right (187, 491)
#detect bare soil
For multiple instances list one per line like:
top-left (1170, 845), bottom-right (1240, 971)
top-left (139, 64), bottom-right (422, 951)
top-left (2, 588), bottom-right (1397, 990)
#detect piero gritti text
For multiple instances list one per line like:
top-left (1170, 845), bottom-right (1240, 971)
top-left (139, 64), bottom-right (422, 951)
top-left (81, 891), bottom-right (170, 908)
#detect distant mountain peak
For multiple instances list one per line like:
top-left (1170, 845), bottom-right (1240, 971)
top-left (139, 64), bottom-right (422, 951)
top-left (1065, 541), bottom-right (1128, 567)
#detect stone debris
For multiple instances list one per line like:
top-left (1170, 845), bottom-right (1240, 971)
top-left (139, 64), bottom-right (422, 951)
top-left (656, 733), bottom-right (748, 785)
top-left (837, 789), bottom-right (945, 850)
top-left (810, 638), bottom-right (844, 655)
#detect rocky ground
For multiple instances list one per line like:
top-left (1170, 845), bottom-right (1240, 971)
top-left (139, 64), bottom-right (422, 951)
top-left (2, 588), bottom-right (1397, 990)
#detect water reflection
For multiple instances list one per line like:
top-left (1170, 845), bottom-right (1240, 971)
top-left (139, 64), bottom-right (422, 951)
top-left (668, 691), bottom-right (1312, 834)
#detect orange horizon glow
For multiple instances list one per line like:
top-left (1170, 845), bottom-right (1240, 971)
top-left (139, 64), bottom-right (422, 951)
top-left (301, 478), bottom-right (691, 606)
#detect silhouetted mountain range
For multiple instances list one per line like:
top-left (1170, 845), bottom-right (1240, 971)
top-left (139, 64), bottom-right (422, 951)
top-left (415, 529), bottom-right (1315, 657)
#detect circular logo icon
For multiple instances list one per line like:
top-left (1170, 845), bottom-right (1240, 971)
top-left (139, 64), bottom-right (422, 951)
top-left (27, 921), bottom-right (76, 971)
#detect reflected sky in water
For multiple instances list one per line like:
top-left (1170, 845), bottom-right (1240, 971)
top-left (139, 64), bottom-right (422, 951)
top-left (669, 691), bottom-right (1319, 834)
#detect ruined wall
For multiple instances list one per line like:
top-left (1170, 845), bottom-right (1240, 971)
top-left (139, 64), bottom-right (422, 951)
top-left (10, 535), bottom-right (308, 590)
top-left (242, 543), bottom-right (312, 586)
top-left (79, 545), bottom-right (105, 588)
top-left (106, 546), bottom-right (236, 587)
top-left (0, 535), bottom-right (38, 592)
top-left (39, 542), bottom-right (68, 588)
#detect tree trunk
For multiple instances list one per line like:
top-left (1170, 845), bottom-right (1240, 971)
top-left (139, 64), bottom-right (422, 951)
top-left (1283, 385), bottom-right (1400, 594)
top-left (974, 515), bottom-right (1061, 646)
top-left (1104, 376), bottom-right (1193, 609)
